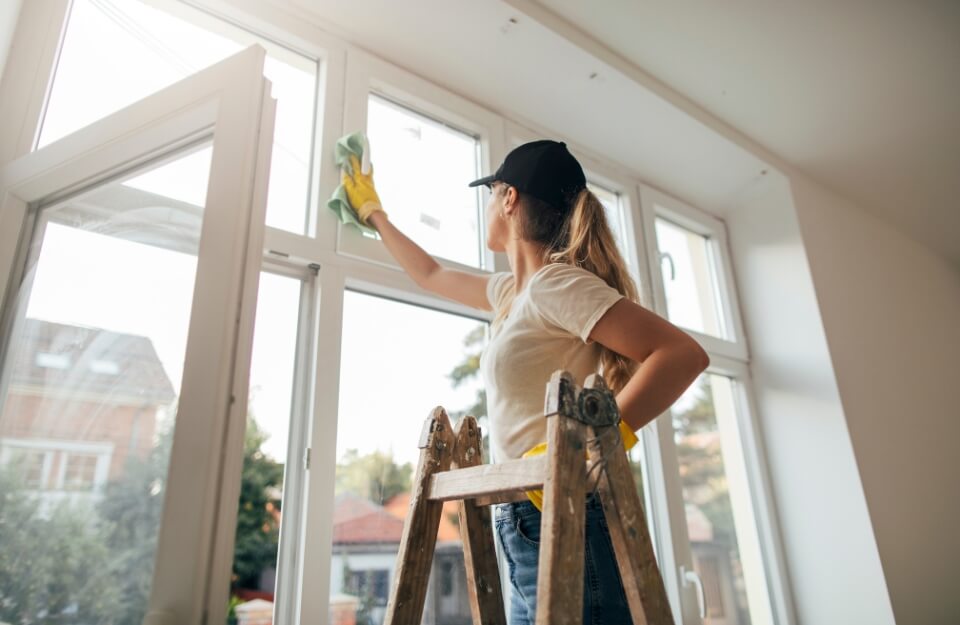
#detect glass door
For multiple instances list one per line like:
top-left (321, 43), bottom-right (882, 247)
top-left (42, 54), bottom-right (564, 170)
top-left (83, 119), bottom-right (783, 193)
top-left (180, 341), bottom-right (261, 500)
top-left (0, 46), bottom-right (276, 625)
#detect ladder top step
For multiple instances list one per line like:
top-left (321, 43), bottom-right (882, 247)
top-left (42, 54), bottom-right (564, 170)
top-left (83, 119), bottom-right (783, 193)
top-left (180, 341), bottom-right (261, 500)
top-left (427, 456), bottom-right (547, 502)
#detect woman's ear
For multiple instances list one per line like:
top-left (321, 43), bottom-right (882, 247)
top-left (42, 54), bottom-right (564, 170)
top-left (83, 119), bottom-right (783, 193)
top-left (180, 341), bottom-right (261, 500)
top-left (504, 185), bottom-right (518, 212)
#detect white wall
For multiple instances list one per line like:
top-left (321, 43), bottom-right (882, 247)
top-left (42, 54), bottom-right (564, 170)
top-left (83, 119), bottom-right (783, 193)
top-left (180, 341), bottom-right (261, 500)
top-left (0, 0), bottom-right (23, 83)
top-left (725, 175), bottom-right (896, 625)
top-left (790, 176), bottom-right (960, 625)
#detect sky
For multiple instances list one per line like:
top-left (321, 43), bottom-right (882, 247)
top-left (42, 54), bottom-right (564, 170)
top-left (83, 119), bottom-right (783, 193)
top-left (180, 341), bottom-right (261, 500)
top-left (11, 0), bottom-right (714, 484)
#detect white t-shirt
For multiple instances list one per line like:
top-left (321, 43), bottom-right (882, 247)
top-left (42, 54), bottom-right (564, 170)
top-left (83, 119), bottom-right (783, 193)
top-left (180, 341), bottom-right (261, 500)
top-left (479, 262), bottom-right (625, 462)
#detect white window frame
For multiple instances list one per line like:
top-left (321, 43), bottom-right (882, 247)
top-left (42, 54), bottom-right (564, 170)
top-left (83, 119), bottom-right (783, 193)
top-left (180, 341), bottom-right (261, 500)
top-left (0, 2), bottom-right (798, 624)
top-left (0, 44), bottom-right (276, 625)
top-left (637, 182), bottom-right (795, 624)
top-left (0, 437), bottom-right (61, 488)
top-left (337, 47), bottom-right (508, 274)
top-left (53, 441), bottom-right (113, 491)
top-left (639, 182), bottom-right (749, 361)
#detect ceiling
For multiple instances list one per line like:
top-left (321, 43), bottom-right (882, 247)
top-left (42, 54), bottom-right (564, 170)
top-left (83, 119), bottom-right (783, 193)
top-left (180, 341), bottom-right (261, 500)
top-left (290, 0), bottom-right (959, 266)
top-left (520, 0), bottom-right (960, 266)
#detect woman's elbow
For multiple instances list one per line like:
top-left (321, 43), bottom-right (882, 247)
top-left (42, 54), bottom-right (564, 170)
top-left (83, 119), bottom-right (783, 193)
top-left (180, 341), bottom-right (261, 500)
top-left (687, 341), bottom-right (710, 372)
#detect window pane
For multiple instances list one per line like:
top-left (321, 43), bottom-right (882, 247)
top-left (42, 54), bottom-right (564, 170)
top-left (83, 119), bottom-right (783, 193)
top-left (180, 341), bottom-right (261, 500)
top-left (655, 218), bottom-right (727, 339)
top-left (671, 374), bottom-right (774, 625)
top-left (330, 290), bottom-right (488, 625)
top-left (228, 272), bottom-right (301, 619)
top-left (39, 0), bottom-right (317, 234)
top-left (366, 94), bottom-right (483, 268)
top-left (0, 144), bottom-right (211, 625)
top-left (587, 182), bottom-right (628, 262)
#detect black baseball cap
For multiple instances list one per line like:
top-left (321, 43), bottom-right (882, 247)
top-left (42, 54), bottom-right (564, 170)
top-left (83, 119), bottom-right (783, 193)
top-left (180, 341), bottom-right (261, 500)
top-left (468, 140), bottom-right (586, 211)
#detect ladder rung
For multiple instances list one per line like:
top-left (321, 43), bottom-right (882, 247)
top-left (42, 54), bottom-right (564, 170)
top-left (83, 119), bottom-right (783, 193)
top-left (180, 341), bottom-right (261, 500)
top-left (427, 455), bottom-right (546, 501)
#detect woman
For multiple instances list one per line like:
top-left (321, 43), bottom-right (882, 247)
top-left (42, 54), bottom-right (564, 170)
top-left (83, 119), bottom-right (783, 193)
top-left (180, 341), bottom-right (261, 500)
top-left (343, 139), bottom-right (709, 624)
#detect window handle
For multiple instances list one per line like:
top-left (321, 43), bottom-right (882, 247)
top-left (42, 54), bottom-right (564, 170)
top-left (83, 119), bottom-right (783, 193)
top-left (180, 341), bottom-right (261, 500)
top-left (680, 564), bottom-right (706, 619)
top-left (660, 251), bottom-right (676, 281)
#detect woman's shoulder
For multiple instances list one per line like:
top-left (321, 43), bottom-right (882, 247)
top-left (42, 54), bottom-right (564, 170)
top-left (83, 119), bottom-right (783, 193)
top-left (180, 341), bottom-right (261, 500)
top-left (530, 263), bottom-right (605, 289)
top-left (487, 271), bottom-right (516, 308)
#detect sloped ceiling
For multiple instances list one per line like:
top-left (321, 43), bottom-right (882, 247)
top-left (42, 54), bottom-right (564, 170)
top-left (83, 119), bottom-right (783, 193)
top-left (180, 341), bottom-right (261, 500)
top-left (528, 0), bottom-right (960, 266)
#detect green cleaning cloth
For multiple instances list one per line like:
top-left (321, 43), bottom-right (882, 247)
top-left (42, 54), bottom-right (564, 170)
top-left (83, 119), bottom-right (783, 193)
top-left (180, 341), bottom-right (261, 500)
top-left (327, 130), bottom-right (378, 237)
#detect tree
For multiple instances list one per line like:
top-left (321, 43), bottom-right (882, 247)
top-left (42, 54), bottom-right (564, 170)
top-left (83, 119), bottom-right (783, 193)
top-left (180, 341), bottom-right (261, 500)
top-left (0, 467), bottom-right (120, 624)
top-left (95, 414), bottom-right (174, 625)
top-left (446, 323), bottom-right (491, 462)
top-left (232, 414), bottom-right (284, 590)
top-left (671, 381), bottom-right (735, 542)
top-left (0, 405), bottom-right (286, 624)
top-left (335, 449), bottom-right (412, 504)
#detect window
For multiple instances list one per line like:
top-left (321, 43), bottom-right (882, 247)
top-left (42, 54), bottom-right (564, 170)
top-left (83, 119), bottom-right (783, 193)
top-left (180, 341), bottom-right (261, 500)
top-left (38, 0), bottom-right (318, 234)
top-left (0, 142), bottom-right (212, 624)
top-left (4, 448), bottom-right (48, 489)
top-left (345, 569), bottom-right (390, 606)
top-left (671, 373), bottom-right (774, 624)
top-left (2, 3), bottom-right (790, 619)
top-left (655, 217), bottom-right (727, 340)
top-left (35, 353), bottom-right (70, 369)
top-left (588, 181), bottom-right (629, 263)
top-left (365, 94), bottom-right (483, 268)
top-left (3, 16), bottom-right (302, 622)
top-left (329, 290), bottom-right (487, 624)
top-left (440, 560), bottom-right (455, 596)
top-left (62, 454), bottom-right (98, 491)
top-left (89, 359), bottom-right (120, 375)
top-left (228, 270), bottom-right (302, 609)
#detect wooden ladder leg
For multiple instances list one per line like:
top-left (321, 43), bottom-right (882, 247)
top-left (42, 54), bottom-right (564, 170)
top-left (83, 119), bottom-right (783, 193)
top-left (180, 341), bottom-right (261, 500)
top-left (383, 406), bottom-right (456, 625)
top-left (536, 371), bottom-right (588, 625)
top-left (452, 416), bottom-right (506, 625)
top-left (591, 422), bottom-right (675, 625)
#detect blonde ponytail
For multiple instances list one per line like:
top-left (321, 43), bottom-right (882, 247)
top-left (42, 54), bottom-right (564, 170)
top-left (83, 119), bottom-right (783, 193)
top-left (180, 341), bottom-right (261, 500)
top-left (547, 189), bottom-right (640, 395)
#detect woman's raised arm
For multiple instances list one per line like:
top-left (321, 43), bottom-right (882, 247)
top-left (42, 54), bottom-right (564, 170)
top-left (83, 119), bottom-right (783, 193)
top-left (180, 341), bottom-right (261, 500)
top-left (367, 211), bottom-right (492, 312)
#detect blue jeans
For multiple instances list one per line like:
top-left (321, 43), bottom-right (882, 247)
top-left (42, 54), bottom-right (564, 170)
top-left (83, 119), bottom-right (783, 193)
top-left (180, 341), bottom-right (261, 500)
top-left (494, 492), bottom-right (632, 625)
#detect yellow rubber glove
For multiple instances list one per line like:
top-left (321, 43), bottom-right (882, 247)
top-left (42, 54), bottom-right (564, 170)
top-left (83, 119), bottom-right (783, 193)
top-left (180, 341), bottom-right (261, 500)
top-left (342, 154), bottom-right (387, 225)
top-left (521, 420), bottom-right (639, 511)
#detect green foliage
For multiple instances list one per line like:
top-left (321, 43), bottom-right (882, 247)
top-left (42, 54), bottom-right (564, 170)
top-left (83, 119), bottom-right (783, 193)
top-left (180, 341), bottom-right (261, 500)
top-left (0, 468), bottom-right (120, 624)
top-left (232, 415), bottom-right (284, 589)
top-left (97, 419), bottom-right (174, 625)
top-left (340, 561), bottom-right (378, 625)
top-left (0, 410), bottom-right (284, 624)
top-left (671, 381), bottom-right (735, 542)
top-left (447, 324), bottom-right (488, 417)
top-left (335, 449), bottom-right (412, 505)
top-left (446, 323), bottom-right (491, 461)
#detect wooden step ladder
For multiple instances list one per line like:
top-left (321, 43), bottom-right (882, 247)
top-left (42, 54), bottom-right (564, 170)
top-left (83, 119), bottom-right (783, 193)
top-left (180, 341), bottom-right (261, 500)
top-left (383, 369), bottom-right (676, 625)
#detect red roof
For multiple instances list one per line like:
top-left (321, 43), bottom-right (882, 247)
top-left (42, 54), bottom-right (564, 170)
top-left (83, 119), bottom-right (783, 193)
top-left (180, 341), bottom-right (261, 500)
top-left (384, 492), bottom-right (461, 542)
top-left (332, 493), bottom-right (406, 544)
top-left (331, 491), bottom-right (463, 545)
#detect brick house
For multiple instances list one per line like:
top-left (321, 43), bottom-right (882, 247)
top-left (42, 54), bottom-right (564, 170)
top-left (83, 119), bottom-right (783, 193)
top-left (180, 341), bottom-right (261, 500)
top-left (0, 318), bottom-right (175, 511)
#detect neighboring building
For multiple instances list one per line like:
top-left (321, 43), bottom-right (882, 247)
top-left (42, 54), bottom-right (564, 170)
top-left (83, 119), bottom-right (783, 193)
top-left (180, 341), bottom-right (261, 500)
top-left (329, 491), bottom-right (472, 625)
top-left (0, 318), bottom-right (175, 512)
